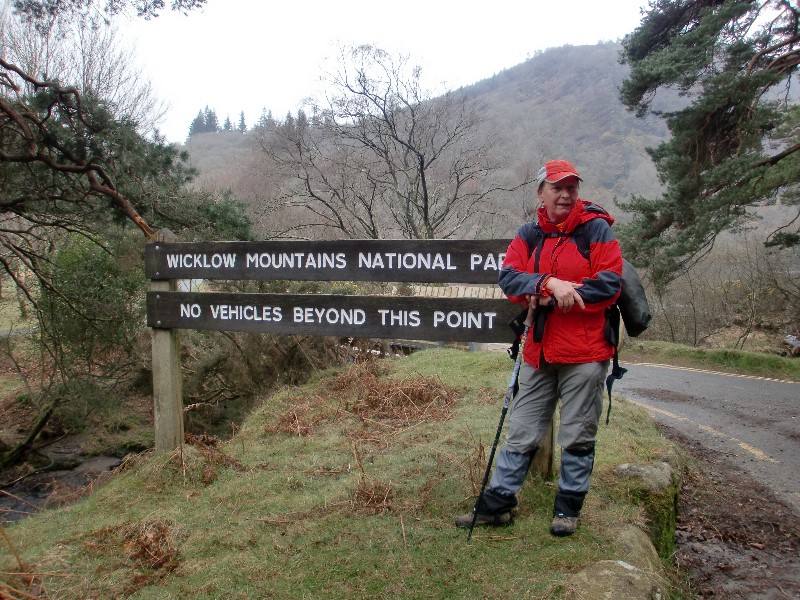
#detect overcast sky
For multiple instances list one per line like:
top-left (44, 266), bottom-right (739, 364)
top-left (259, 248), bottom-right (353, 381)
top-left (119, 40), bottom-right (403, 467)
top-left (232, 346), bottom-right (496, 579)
top-left (120, 0), bottom-right (648, 143)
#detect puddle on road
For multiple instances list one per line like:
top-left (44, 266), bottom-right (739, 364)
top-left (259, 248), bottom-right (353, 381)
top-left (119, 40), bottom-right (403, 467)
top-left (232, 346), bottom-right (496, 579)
top-left (626, 387), bottom-right (704, 403)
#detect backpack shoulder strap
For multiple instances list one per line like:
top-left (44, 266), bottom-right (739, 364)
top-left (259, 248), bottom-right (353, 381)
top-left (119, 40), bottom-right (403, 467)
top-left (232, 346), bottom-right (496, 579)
top-left (570, 222), bottom-right (592, 261)
top-left (524, 225), bottom-right (591, 263)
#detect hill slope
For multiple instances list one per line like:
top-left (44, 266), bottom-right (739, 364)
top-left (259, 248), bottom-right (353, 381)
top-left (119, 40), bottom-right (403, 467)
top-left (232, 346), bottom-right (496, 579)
top-left (2, 350), bottom-right (680, 598)
top-left (185, 43), bottom-right (675, 237)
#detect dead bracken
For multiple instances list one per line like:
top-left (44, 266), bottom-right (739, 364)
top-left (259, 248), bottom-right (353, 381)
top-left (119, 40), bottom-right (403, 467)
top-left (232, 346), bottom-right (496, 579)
top-left (338, 365), bottom-right (459, 425)
top-left (329, 359), bottom-right (389, 392)
top-left (351, 477), bottom-right (394, 515)
top-left (120, 520), bottom-right (181, 571)
top-left (185, 432), bottom-right (246, 474)
top-left (83, 519), bottom-right (181, 577)
top-left (467, 436), bottom-right (488, 497)
top-left (263, 396), bottom-right (328, 437)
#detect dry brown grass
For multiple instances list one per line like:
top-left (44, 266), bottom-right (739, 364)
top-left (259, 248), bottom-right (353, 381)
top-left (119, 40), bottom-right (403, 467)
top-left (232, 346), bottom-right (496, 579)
top-left (78, 518), bottom-right (182, 596)
top-left (350, 478), bottom-right (394, 515)
top-left (346, 441), bottom-right (394, 515)
top-left (263, 396), bottom-right (329, 438)
top-left (328, 359), bottom-right (389, 392)
top-left (83, 519), bottom-right (181, 572)
top-left (477, 386), bottom-right (502, 406)
top-left (261, 360), bottom-right (460, 448)
top-left (344, 425), bottom-right (391, 449)
top-left (184, 433), bottom-right (246, 485)
top-left (75, 519), bottom-right (181, 597)
top-left (465, 431), bottom-right (488, 497)
top-left (119, 520), bottom-right (181, 571)
top-left (341, 370), bottom-right (459, 426)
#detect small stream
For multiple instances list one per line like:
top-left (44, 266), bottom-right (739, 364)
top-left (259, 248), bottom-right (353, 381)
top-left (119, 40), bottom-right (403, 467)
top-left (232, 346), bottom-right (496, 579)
top-left (1, 454), bottom-right (121, 523)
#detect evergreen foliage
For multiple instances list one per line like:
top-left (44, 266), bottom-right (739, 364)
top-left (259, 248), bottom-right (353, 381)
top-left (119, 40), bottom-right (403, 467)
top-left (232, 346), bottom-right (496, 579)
top-left (203, 106), bottom-right (219, 132)
top-left (150, 189), bottom-right (254, 241)
top-left (37, 233), bottom-right (147, 375)
top-left (187, 106), bottom-right (225, 136)
top-left (296, 108), bottom-right (308, 135)
top-left (256, 108), bottom-right (276, 130)
top-left (188, 110), bottom-right (206, 137)
top-left (12, 0), bottom-right (205, 24)
top-left (619, 0), bottom-right (800, 285)
top-left (238, 110), bottom-right (247, 133)
top-left (0, 0), bottom-right (254, 471)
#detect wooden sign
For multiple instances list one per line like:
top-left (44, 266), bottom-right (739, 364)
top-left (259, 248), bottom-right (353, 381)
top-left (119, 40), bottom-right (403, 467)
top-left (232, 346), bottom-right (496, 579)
top-left (144, 239), bottom-right (511, 283)
top-left (147, 291), bottom-right (521, 343)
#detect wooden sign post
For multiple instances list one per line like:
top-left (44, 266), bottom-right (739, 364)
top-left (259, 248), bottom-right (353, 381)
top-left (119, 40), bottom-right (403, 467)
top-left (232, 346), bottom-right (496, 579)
top-left (150, 230), bottom-right (183, 453)
top-left (146, 235), bottom-right (554, 477)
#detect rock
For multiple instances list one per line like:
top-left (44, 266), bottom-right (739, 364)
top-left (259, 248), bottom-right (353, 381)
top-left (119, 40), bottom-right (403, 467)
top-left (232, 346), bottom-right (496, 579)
top-left (615, 525), bottom-right (662, 573)
top-left (74, 456), bottom-right (122, 474)
top-left (614, 461), bottom-right (680, 559)
top-left (566, 560), bottom-right (666, 600)
top-left (614, 461), bottom-right (673, 493)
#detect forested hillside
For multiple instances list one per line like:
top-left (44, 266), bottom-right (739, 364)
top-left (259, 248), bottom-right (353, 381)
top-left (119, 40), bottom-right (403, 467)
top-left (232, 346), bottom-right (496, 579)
top-left (460, 42), bottom-right (673, 204)
top-left (185, 42), bottom-right (673, 237)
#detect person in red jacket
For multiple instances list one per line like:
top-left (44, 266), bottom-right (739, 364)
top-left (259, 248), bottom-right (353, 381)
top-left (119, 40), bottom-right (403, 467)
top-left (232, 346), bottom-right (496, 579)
top-left (455, 159), bottom-right (623, 536)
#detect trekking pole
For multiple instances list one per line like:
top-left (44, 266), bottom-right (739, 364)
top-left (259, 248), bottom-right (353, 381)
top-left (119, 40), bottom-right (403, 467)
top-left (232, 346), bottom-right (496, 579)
top-left (467, 301), bottom-right (535, 542)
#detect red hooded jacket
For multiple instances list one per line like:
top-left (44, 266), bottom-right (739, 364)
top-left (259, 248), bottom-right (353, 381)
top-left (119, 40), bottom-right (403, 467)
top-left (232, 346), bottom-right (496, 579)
top-left (498, 200), bottom-right (623, 367)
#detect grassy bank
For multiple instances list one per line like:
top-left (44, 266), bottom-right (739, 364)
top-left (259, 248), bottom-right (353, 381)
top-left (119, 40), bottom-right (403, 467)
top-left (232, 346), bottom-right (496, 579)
top-left (2, 349), bottom-right (679, 599)
top-left (624, 340), bottom-right (800, 381)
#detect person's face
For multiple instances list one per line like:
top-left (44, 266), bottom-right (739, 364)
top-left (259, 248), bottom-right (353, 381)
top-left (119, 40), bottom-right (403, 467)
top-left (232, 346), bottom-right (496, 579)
top-left (538, 176), bottom-right (580, 224)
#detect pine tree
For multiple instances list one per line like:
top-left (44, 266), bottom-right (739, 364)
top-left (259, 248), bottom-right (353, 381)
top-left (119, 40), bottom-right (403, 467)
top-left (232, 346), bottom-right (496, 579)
top-left (296, 108), bottom-right (308, 135)
top-left (238, 111), bottom-right (247, 133)
top-left (188, 110), bottom-right (205, 138)
top-left (256, 108), bottom-right (276, 130)
top-left (204, 106), bottom-right (219, 132)
top-left (223, 116), bottom-right (233, 131)
top-left (282, 111), bottom-right (295, 137)
top-left (619, 0), bottom-right (800, 284)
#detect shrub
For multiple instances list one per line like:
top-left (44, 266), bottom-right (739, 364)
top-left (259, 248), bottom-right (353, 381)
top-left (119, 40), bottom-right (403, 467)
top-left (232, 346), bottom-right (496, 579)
top-left (37, 232), bottom-right (147, 377)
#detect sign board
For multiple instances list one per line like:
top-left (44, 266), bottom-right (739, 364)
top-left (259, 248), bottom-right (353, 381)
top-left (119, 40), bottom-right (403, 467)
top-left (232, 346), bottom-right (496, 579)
top-left (147, 292), bottom-right (521, 343)
top-left (145, 239), bottom-right (511, 283)
top-left (145, 235), bottom-right (530, 455)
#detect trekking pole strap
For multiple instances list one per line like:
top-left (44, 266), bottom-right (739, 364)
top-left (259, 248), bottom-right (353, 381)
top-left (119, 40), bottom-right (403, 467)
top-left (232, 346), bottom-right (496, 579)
top-left (604, 347), bottom-right (627, 425)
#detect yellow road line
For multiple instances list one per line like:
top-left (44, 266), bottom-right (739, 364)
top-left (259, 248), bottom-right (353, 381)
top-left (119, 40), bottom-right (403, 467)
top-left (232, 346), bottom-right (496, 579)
top-left (627, 399), bottom-right (780, 464)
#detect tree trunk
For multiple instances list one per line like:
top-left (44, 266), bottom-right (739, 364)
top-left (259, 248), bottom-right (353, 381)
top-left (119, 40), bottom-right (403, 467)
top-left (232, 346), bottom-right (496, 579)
top-left (0, 403), bottom-right (55, 471)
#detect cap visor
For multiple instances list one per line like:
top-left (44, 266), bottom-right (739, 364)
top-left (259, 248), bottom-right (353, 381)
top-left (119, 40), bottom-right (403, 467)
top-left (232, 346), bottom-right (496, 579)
top-left (546, 173), bottom-right (582, 183)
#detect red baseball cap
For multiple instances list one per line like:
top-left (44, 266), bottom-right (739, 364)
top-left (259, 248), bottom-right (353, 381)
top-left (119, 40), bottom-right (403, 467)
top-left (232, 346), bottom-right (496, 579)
top-left (536, 159), bottom-right (582, 187)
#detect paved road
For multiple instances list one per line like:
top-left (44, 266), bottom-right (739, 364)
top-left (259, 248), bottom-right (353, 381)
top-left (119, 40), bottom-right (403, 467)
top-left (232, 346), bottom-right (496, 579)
top-left (616, 363), bottom-right (800, 513)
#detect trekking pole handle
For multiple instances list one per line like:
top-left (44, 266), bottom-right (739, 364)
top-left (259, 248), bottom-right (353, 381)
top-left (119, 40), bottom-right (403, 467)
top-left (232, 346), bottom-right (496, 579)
top-left (524, 296), bottom-right (536, 327)
top-left (502, 300), bottom-right (535, 407)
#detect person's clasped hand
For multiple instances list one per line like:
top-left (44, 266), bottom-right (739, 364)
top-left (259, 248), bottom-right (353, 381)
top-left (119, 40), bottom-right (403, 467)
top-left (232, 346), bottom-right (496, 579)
top-left (545, 277), bottom-right (585, 312)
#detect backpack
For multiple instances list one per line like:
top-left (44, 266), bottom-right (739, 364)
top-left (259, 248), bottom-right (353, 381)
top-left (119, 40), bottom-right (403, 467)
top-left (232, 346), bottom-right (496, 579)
top-left (537, 225), bottom-right (651, 340)
top-left (507, 222), bottom-right (652, 421)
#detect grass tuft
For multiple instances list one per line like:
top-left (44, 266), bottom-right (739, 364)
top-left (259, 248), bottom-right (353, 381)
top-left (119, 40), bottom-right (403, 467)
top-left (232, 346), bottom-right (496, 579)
top-left (626, 340), bottom-right (800, 381)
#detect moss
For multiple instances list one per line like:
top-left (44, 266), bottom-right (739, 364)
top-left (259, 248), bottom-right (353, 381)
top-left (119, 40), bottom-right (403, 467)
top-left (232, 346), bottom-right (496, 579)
top-left (627, 467), bottom-right (682, 560)
top-left (644, 480), bottom-right (679, 560)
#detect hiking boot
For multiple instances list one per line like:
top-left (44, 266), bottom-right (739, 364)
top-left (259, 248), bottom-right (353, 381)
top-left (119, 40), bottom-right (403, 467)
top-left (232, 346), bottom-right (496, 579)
top-left (550, 514), bottom-right (578, 537)
top-left (454, 510), bottom-right (513, 529)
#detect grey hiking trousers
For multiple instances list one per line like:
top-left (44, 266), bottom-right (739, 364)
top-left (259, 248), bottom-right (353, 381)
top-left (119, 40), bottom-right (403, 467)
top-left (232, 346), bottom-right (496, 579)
top-left (484, 360), bottom-right (608, 509)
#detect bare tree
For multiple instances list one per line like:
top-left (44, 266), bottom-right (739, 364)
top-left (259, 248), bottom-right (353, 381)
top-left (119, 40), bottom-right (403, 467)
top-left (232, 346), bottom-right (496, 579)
top-left (2, 8), bottom-right (165, 132)
top-left (261, 45), bottom-right (528, 240)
